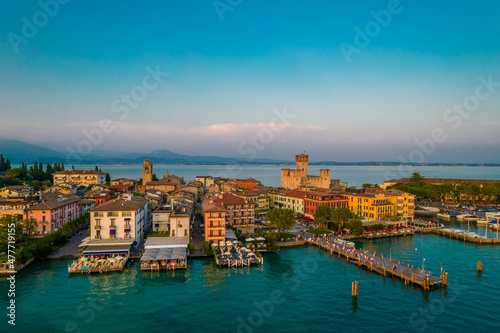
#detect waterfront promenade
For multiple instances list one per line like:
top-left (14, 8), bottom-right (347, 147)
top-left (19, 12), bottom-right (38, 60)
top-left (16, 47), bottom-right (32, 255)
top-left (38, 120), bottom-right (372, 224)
top-left (309, 237), bottom-right (446, 290)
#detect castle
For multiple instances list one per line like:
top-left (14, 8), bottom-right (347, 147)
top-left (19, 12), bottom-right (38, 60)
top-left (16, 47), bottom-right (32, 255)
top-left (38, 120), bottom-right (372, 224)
top-left (281, 154), bottom-right (330, 190)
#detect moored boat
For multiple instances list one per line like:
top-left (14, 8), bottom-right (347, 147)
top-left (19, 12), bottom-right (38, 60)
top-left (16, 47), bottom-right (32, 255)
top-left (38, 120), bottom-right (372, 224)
top-left (457, 214), bottom-right (479, 222)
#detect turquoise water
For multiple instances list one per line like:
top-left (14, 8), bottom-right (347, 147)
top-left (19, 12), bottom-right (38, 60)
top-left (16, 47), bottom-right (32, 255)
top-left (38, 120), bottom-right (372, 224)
top-left (2, 234), bottom-right (500, 333)
top-left (70, 164), bottom-right (500, 187)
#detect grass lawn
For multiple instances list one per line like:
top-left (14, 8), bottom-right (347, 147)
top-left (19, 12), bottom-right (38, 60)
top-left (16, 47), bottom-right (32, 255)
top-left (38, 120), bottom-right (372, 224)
top-left (307, 229), bottom-right (332, 235)
top-left (149, 231), bottom-right (170, 237)
top-left (277, 232), bottom-right (297, 239)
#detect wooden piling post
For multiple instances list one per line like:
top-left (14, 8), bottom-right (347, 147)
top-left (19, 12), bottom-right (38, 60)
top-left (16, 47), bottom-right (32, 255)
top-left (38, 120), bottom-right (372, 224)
top-left (477, 261), bottom-right (483, 272)
top-left (352, 281), bottom-right (358, 298)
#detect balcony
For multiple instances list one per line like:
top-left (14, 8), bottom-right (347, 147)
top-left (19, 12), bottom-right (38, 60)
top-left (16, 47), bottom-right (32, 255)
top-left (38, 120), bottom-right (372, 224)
top-left (110, 225), bottom-right (116, 230)
top-left (94, 225), bottom-right (102, 230)
top-left (124, 227), bottom-right (131, 232)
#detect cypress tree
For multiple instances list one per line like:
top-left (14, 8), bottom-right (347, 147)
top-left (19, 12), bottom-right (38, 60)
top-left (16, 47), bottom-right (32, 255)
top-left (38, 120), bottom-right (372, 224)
top-left (95, 166), bottom-right (98, 171)
top-left (33, 162), bottom-right (39, 181)
top-left (61, 163), bottom-right (65, 171)
top-left (5, 158), bottom-right (10, 170)
top-left (0, 154), bottom-right (5, 171)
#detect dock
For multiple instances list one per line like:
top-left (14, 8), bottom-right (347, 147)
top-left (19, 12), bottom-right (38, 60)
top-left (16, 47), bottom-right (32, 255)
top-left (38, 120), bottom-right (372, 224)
top-left (68, 255), bottom-right (129, 274)
top-left (308, 238), bottom-right (447, 290)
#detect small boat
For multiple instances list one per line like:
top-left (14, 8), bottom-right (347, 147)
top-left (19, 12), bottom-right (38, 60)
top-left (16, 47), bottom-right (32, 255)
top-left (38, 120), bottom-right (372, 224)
top-left (437, 211), bottom-right (461, 220)
top-left (477, 218), bottom-right (490, 225)
top-left (489, 222), bottom-right (500, 230)
top-left (415, 206), bottom-right (440, 215)
top-left (457, 214), bottom-right (479, 221)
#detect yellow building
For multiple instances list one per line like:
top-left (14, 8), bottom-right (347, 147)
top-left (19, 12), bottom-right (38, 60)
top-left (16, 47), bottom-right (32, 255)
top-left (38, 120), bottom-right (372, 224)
top-left (383, 189), bottom-right (415, 219)
top-left (234, 188), bottom-right (270, 212)
top-left (271, 190), bottom-right (308, 215)
top-left (53, 169), bottom-right (107, 186)
top-left (344, 193), bottom-right (394, 221)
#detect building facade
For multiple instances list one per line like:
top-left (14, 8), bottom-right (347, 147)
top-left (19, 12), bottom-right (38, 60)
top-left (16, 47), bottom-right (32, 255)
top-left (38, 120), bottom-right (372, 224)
top-left (202, 198), bottom-right (226, 243)
top-left (304, 192), bottom-right (349, 218)
top-left (344, 193), bottom-right (394, 221)
top-left (28, 197), bottom-right (82, 234)
top-left (89, 194), bottom-right (149, 243)
top-left (53, 170), bottom-right (107, 186)
top-left (212, 192), bottom-right (255, 235)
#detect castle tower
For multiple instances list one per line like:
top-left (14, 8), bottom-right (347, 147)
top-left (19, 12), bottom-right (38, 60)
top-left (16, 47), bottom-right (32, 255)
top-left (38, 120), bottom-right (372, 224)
top-left (143, 159), bottom-right (153, 185)
top-left (295, 154), bottom-right (309, 178)
top-left (319, 169), bottom-right (331, 188)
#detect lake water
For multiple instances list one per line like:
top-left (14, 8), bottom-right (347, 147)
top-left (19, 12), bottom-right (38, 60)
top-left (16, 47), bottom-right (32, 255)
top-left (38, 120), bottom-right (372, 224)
top-left (2, 233), bottom-right (500, 333)
top-left (72, 164), bottom-right (500, 187)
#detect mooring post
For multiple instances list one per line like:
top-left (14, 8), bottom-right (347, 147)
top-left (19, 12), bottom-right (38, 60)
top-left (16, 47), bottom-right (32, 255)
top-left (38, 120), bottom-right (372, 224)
top-left (443, 271), bottom-right (448, 287)
top-left (477, 261), bottom-right (483, 272)
top-left (352, 281), bottom-right (358, 298)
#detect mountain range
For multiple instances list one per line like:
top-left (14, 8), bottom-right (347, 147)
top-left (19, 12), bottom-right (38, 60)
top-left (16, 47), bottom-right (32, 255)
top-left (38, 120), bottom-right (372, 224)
top-left (1, 139), bottom-right (498, 166)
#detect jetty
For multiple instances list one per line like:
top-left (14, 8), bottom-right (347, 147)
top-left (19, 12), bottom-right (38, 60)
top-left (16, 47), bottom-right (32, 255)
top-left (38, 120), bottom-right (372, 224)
top-left (308, 238), bottom-right (447, 290)
top-left (68, 254), bottom-right (128, 274)
top-left (214, 240), bottom-right (263, 267)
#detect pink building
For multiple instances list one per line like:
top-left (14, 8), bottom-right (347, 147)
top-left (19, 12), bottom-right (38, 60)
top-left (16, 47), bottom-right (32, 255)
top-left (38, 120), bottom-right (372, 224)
top-left (28, 197), bottom-right (81, 234)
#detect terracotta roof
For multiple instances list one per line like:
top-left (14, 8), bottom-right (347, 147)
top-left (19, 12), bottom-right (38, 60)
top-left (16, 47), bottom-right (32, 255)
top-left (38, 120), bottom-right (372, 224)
top-left (286, 190), bottom-right (309, 199)
top-left (202, 199), bottom-right (227, 213)
top-left (53, 169), bottom-right (106, 175)
top-left (4, 185), bottom-right (31, 191)
top-left (146, 181), bottom-right (176, 186)
top-left (212, 192), bottom-right (255, 206)
top-left (90, 197), bottom-right (148, 212)
top-left (196, 176), bottom-right (213, 178)
top-left (30, 197), bottom-right (81, 210)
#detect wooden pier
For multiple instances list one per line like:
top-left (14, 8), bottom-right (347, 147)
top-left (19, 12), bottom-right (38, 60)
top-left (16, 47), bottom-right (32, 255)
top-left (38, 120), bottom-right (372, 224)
top-left (308, 239), bottom-right (446, 290)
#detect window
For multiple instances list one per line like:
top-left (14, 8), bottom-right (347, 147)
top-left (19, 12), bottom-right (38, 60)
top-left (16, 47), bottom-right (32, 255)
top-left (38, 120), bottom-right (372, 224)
top-left (122, 211), bottom-right (131, 217)
top-left (184, 229), bottom-right (187, 236)
top-left (172, 230), bottom-right (175, 237)
top-left (94, 212), bottom-right (103, 217)
top-left (107, 212), bottom-right (118, 217)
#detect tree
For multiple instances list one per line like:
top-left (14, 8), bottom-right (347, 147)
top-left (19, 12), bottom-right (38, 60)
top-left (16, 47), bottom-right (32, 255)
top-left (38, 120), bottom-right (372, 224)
top-left (5, 168), bottom-right (21, 178)
top-left (410, 172), bottom-right (425, 183)
top-left (266, 208), bottom-right (295, 236)
top-left (362, 183), bottom-right (380, 188)
top-left (5, 158), bottom-right (10, 170)
top-left (331, 207), bottom-right (354, 231)
top-left (0, 154), bottom-right (5, 171)
top-left (106, 173), bottom-right (111, 183)
top-left (61, 163), bottom-right (65, 171)
top-left (345, 218), bottom-right (364, 236)
top-left (95, 166), bottom-right (98, 171)
top-left (152, 174), bottom-right (159, 181)
top-left (313, 205), bottom-right (333, 230)
top-left (21, 217), bottom-right (38, 244)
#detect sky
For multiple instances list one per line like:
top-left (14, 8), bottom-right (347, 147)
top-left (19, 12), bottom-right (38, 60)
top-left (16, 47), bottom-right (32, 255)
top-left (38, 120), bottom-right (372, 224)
top-left (0, 0), bottom-right (499, 163)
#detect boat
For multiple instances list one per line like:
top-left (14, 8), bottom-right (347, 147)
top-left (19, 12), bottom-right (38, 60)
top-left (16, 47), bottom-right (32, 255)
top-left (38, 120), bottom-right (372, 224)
top-left (477, 218), bottom-right (491, 225)
top-left (415, 206), bottom-right (440, 215)
top-left (437, 211), bottom-right (461, 220)
top-left (489, 221), bottom-right (500, 230)
top-left (457, 214), bottom-right (479, 222)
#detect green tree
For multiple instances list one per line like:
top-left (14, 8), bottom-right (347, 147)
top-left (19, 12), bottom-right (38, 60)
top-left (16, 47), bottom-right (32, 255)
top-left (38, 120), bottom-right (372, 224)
top-left (106, 173), bottom-right (111, 183)
top-left (5, 168), bottom-right (21, 178)
top-left (21, 217), bottom-right (39, 244)
top-left (152, 174), bottom-right (159, 181)
top-left (5, 158), bottom-right (10, 170)
top-left (0, 154), bottom-right (5, 171)
top-left (345, 218), bottom-right (364, 236)
top-left (95, 166), bottom-right (98, 171)
top-left (266, 208), bottom-right (295, 236)
top-left (410, 172), bottom-right (425, 183)
top-left (331, 207), bottom-right (354, 231)
top-left (313, 205), bottom-right (333, 230)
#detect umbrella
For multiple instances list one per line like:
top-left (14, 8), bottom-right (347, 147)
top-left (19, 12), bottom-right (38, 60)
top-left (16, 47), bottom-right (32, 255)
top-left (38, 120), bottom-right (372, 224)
top-left (255, 237), bottom-right (266, 241)
top-left (245, 238), bottom-right (255, 242)
top-left (115, 256), bottom-right (124, 260)
top-left (211, 243), bottom-right (218, 247)
top-left (97, 259), bottom-right (106, 262)
top-left (80, 257), bottom-right (88, 261)
top-left (108, 258), bottom-right (117, 263)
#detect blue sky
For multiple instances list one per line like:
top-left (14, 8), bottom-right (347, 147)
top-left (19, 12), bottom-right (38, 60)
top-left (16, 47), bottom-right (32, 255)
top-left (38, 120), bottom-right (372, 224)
top-left (0, 0), bottom-right (499, 162)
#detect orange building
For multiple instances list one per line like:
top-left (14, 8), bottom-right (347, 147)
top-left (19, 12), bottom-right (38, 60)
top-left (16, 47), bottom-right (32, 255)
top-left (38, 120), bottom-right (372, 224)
top-left (212, 192), bottom-right (255, 235)
top-left (202, 198), bottom-right (227, 244)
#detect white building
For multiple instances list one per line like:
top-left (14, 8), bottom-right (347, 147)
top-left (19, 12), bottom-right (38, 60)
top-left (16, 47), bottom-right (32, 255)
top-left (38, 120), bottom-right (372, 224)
top-left (89, 193), bottom-right (149, 244)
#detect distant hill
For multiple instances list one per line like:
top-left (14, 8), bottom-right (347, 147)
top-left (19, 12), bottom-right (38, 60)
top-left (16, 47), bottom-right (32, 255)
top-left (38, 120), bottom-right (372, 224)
top-left (0, 139), bottom-right (65, 163)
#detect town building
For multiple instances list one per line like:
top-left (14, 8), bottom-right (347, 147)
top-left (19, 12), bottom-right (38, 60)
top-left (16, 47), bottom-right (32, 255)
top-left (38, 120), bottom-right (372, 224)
top-left (202, 198), bottom-right (227, 243)
top-left (89, 193), bottom-right (149, 244)
top-left (152, 205), bottom-right (173, 233)
top-left (110, 178), bottom-right (138, 192)
top-left (272, 189), bottom-right (309, 215)
top-left (144, 181), bottom-right (176, 193)
top-left (212, 192), bottom-right (255, 235)
top-left (0, 185), bottom-right (33, 198)
top-left (195, 176), bottom-right (215, 189)
top-left (304, 192), bottom-right (349, 218)
top-left (381, 177), bottom-right (500, 189)
top-left (28, 196), bottom-right (82, 234)
top-left (364, 188), bottom-right (415, 219)
top-left (344, 193), bottom-right (394, 221)
top-left (53, 169), bottom-right (107, 186)
top-left (281, 154), bottom-right (330, 190)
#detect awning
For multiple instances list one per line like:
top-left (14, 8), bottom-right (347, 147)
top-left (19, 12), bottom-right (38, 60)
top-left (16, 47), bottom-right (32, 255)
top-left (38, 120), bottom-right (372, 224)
top-left (82, 245), bottom-right (131, 255)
